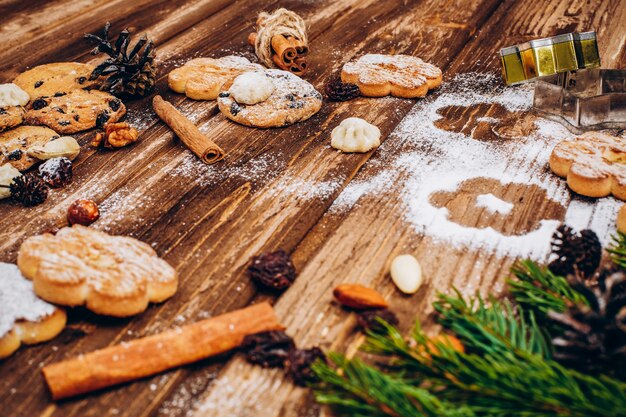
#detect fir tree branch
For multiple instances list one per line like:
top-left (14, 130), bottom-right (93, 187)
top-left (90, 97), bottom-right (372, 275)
top-left (508, 260), bottom-right (588, 317)
top-left (608, 232), bottom-right (626, 269)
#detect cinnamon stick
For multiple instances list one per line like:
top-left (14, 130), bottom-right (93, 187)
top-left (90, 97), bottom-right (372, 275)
top-left (152, 95), bottom-right (225, 164)
top-left (271, 34), bottom-right (298, 62)
top-left (42, 302), bottom-right (284, 400)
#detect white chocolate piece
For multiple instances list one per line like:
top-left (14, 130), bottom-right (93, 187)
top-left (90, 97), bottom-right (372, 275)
top-left (331, 117), bottom-right (381, 153)
top-left (27, 136), bottom-right (80, 161)
top-left (389, 254), bottom-right (423, 294)
top-left (229, 72), bottom-right (275, 105)
top-left (0, 163), bottom-right (21, 199)
top-left (0, 83), bottom-right (30, 108)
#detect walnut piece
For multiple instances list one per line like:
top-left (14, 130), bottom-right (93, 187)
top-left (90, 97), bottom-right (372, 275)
top-left (92, 122), bottom-right (139, 149)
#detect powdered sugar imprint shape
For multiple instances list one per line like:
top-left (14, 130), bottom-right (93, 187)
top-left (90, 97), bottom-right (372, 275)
top-left (329, 73), bottom-right (621, 260)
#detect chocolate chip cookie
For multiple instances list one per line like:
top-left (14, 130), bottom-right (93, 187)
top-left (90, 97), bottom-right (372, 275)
top-left (0, 126), bottom-right (59, 171)
top-left (25, 90), bottom-right (126, 134)
top-left (217, 69), bottom-right (322, 128)
top-left (13, 62), bottom-right (96, 99)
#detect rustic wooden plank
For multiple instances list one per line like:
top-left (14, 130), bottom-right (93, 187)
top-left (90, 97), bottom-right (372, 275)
top-left (191, 0), bottom-right (626, 415)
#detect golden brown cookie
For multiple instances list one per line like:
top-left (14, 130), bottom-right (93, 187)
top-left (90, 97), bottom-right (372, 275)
top-left (0, 262), bottom-right (66, 359)
top-left (13, 62), bottom-right (96, 99)
top-left (168, 56), bottom-right (264, 100)
top-left (0, 106), bottom-right (25, 132)
top-left (341, 54), bottom-right (442, 98)
top-left (24, 90), bottom-right (125, 134)
top-left (18, 225), bottom-right (178, 317)
top-left (618, 205), bottom-right (626, 234)
top-left (217, 69), bottom-right (322, 128)
top-left (0, 125), bottom-right (59, 171)
top-left (549, 131), bottom-right (626, 200)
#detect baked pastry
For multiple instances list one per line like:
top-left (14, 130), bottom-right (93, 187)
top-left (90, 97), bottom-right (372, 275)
top-left (0, 262), bottom-right (66, 359)
top-left (18, 225), bottom-right (178, 317)
top-left (0, 106), bottom-right (25, 132)
top-left (0, 83), bottom-right (29, 131)
top-left (25, 90), bottom-right (125, 134)
top-left (341, 54), bottom-right (442, 98)
top-left (618, 205), bottom-right (626, 234)
top-left (0, 163), bottom-right (21, 199)
top-left (331, 117), bottom-right (381, 153)
top-left (168, 56), bottom-right (264, 100)
top-left (549, 132), bottom-right (626, 200)
top-left (0, 126), bottom-right (59, 171)
top-left (13, 62), bottom-right (96, 98)
top-left (229, 72), bottom-right (275, 105)
top-left (217, 69), bottom-right (322, 128)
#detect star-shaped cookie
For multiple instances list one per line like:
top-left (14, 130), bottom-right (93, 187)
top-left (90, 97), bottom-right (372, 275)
top-left (341, 54), bottom-right (442, 98)
top-left (168, 56), bottom-right (264, 100)
top-left (18, 225), bottom-right (178, 317)
top-left (550, 132), bottom-right (626, 200)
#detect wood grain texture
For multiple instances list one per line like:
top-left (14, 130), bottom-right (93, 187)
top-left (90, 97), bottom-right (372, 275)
top-left (0, 0), bottom-right (624, 416)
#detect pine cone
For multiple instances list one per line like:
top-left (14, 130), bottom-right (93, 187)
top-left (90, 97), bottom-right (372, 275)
top-left (285, 347), bottom-right (326, 386)
top-left (248, 249), bottom-right (296, 291)
top-left (39, 157), bottom-right (73, 188)
top-left (85, 22), bottom-right (157, 97)
top-left (325, 79), bottom-right (360, 101)
top-left (10, 173), bottom-right (48, 206)
top-left (548, 224), bottom-right (601, 278)
top-left (240, 330), bottom-right (295, 368)
top-left (548, 271), bottom-right (626, 379)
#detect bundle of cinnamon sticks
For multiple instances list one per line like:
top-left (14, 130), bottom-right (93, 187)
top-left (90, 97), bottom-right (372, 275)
top-left (248, 32), bottom-right (309, 75)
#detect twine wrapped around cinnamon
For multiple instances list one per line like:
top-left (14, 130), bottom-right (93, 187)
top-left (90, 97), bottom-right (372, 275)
top-left (248, 8), bottom-right (308, 75)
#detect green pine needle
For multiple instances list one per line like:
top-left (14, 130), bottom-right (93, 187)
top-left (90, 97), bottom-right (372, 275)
top-left (608, 232), bottom-right (626, 269)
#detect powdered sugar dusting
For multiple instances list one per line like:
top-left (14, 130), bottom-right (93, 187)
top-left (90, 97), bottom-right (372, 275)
top-left (330, 73), bottom-right (619, 259)
top-left (0, 263), bottom-right (56, 337)
top-left (475, 193), bottom-right (514, 215)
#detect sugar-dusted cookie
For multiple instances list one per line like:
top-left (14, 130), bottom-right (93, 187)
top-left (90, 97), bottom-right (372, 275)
top-left (550, 131), bottom-right (626, 200)
top-left (341, 54), bottom-right (442, 98)
top-left (0, 263), bottom-right (66, 359)
top-left (13, 62), bottom-right (96, 99)
top-left (331, 117), bottom-right (381, 153)
top-left (217, 69), bottom-right (322, 128)
top-left (0, 106), bottom-right (25, 132)
top-left (168, 56), bottom-right (264, 100)
top-left (0, 126), bottom-right (59, 171)
top-left (24, 90), bottom-right (125, 134)
top-left (18, 225), bottom-right (178, 317)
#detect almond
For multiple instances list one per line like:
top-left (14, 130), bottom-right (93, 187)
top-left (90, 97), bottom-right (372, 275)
top-left (332, 284), bottom-right (388, 310)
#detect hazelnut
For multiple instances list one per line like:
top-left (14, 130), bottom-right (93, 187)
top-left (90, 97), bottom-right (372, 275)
top-left (67, 199), bottom-right (100, 226)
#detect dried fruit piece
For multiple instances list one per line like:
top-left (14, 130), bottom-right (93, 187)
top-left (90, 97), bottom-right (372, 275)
top-left (390, 254), bottom-right (423, 294)
top-left (9, 173), bottom-right (48, 206)
top-left (67, 199), bottom-right (100, 226)
top-left (325, 79), bottom-right (360, 101)
top-left (92, 122), bottom-right (139, 149)
top-left (356, 309), bottom-right (399, 332)
top-left (39, 157), bottom-right (72, 188)
top-left (248, 249), bottom-right (296, 291)
top-left (285, 347), bottom-right (326, 386)
top-left (333, 284), bottom-right (388, 310)
top-left (240, 330), bottom-right (295, 368)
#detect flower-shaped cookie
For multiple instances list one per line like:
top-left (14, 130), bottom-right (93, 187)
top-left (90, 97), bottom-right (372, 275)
top-left (341, 54), bottom-right (442, 98)
top-left (18, 225), bottom-right (178, 317)
top-left (168, 56), bottom-right (264, 100)
top-left (0, 263), bottom-right (66, 359)
top-left (549, 132), bottom-right (626, 200)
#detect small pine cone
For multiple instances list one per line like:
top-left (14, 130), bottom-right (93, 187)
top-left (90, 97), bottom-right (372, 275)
top-left (285, 347), bottom-right (326, 386)
top-left (549, 224), bottom-right (601, 278)
top-left (39, 157), bottom-right (73, 188)
top-left (10, 174), bottom-right (48, 206)
top-left (325, 79), bottom-right (360, 101)
top-left (240, 330), bottom-right (295, 368)
top-left (248, 249), bottom-right (296, 291)
top-left (357, 309), bottom-right (399, 332)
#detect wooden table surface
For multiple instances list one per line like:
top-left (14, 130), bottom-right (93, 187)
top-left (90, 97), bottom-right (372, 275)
top-left (1, 0), bottom-right (625, 416)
